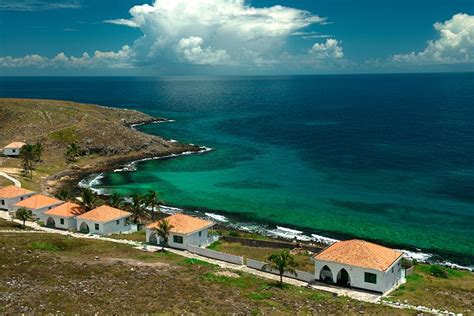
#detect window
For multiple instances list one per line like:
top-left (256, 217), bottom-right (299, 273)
top-left (391, 267), bottom-right (394, 273)
top-left (95, 223), bottom-right (100, 231)
top-left (1, 200), bottom-right (4, 205)
top-left (60, 218), bottom-right (64, 225)
top-left (116, 219), bottom-right (120, 225)
top-left (364, 272), bottom-right (377, 284)
top-left (198, 231), bottom-right (202, 237)
top-left (12, 149), bottom-right (16, 153)
top-left (173, 235), bottom-right (183, 244)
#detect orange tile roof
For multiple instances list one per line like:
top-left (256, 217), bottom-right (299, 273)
top-left (14, 194), bottom-right (63, 210)
top-left (77, 205), bottom-right (131, 223)
top-left (0, 185), bottom-right (34, 199)
top-left (4, 142), bottom-right (26, 149)
top-left (313, 239), bottom-right (403, 272)
top-left (44, 202), bottom-right (81, 217)
top-left (147, 213), bottom-right (214, 235)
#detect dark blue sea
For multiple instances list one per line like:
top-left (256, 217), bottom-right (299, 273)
top-left (1, 74), bottom-right (473, 266)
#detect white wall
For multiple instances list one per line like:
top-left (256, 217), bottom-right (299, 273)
top-left (76, 216), bottom-right (132, 235)
top-left (3, 148), bottom-right (21, 156)
top-left (44, 215), bottom-right (77, 230)
top-left (145, 227), bottom-right (212, 249)
top-left (0, 193), bottom-right (35, 212)
top-left (314, 258), bottom-right (404, 293)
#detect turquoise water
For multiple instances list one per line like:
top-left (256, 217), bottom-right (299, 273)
top-left (1, 74), bottom-right (473, 265)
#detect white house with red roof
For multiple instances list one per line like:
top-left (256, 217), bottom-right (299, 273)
top-left (43, 202), bottom-right (81, 230)
top-left (313, 239), bottom-right (405, 294)
top-left (0, 185), bottom-right (35, 212)
top-left (12, 194), bottom-right (63, 220)
top-left (146, 213), bottom-right (216, 249)
top-left (76, 205), bottom-right (132, 235)
top-left (3, 142), bottom-right (26, 156)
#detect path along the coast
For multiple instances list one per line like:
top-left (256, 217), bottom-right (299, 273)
top-left (0, 172), bottom-right (21, 187)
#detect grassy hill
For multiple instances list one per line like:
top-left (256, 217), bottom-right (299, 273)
top-left (0, 98), bottom-right (197, 192)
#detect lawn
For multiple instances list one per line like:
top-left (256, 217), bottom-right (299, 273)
top-left (0, 218), bottom-right (32, 230)
top-left (208, 240), bottom-right (315, 272)
top-left (109, 229), bottom-right (146, 242)
top-left (0, 232), bottom-right (407, 314)
top-left (387, 264), bottom-right (474, 313)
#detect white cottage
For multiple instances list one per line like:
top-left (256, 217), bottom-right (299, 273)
top-left (313, 239), bottom-right (404, 294)
top-left (3, 142), bottom-right (26, 156)
top-left (0, 185), bottom-right (35, 212)
top-left (43, 202), bottom-right (81, 230)
top-left (13, 194), bottom-right (63, 220)
top-left (76, 205), bottom-right (132, 235)
top-left (146, 213), bottom-right (215, 249)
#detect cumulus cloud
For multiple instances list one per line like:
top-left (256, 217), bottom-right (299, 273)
top-left (106, 0), bottom-right (327, 66)
top-left (0, 46), bottom-right (133, 69)
top-left (309, 39), bottom-right (344, 59)
top-left (393, 13), bottom-right (474, 64)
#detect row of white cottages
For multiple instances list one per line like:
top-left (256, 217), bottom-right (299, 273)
top-left (1, 185), bottom-right (404, 294)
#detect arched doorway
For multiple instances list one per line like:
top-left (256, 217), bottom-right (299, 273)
top-left (149, 232), bottom-right (158, 244)
top-left (46, 217), bottom-right (55, 227)
top-left (336, 268), bottom-right (351, 287)
top-left (319, 265), bottom-right (334, 283)
top-left (79, 222), bottom-right (90, 234)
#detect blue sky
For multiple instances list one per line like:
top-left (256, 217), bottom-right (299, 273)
top-left (1, 0), bottom-right (473, 75)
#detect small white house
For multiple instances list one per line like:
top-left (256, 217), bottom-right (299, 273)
top-left (76, 205), bottom-right (132, 235)
top-left (43, 202), bottom-right (81, 230)
top-left (0, 185), bottom-right (35, 212)
top-left (313, 239), bottom-right (405, 294)
top-left (12, 194), bottom-right (64, 220)
top-left (146, 213), bottom-right (216, 249)
top-left (3, 142), bottom-right (26, 156)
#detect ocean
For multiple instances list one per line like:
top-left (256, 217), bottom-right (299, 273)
top-left (1, 74), bottom-right (473, 267)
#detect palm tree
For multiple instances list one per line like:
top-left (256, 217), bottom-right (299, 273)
top-left (108, 192), bottom-right (124, 208)
top-left (262, 250), bottom-right (298, 287)
top-left (55, 188), bottom-right (70, 201)
top-left (76, 187), bottom-right (102, 214)
top-left (144, 190), bottom-right (162, 220)
top-left (15, 207), bottom-right (32, 227)
top-left (33, 142), bottom-right (43, 162)
top-left (153, 219), bottom-right (174, 248)
top-left (126, 193), bottom-right (147, 224)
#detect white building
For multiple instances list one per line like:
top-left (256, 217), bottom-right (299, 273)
top-left (43, 202), bottom-right (81, 230)
top-left (76, 205), bottom-right (132, 235)
top-left (146, 213), bottom-right (216, 250)
top-left (313, 239), bottom-right (405, 294)
top-left (13, 194), bottom-right (64, 220)
top-left (0, 185), bottom-right (35, 212)
top-left (3, 142), bottom-right (26, 156)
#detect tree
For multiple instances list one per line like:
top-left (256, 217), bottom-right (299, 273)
top-left (64, 142), bottom-right (81, 163)
top-left (76, 187), bottom-right (102, 214)
top-left (15, 207), bottom-right (32, 227)
top-left (55, 188), bottom-right (70, 201)
top-left (126, 193), bottom-right (147, 224)
top-left (144, 190), bottom-right (162, 220)
top-left (32, 142), bottom-right (43, 162)
top-left (262, 250), bottom-right (298, 287)
top-left (108, 192), bottom-right (124, 208)
top-left (153, 219), bottom-right (174, 248)
top-left (19, 144), bottom-right (37, 179)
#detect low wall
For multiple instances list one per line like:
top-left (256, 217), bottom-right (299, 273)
top-left (222, 236), bottom-right (323, 253)
top-left (405, 266), bottom-right (414, 276)
top-left (187, 244), bottom-right (244, 265)
top-left (246, 258), bottom-right (315, 283)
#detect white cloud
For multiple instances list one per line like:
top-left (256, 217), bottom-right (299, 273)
top-left (309, 39), bottom-right (344, 59)
top-left (393, 13), bottom-right (474, 64)
top-left (106, 0), bottom-right (327, 66)
top-left (0, 0), bottom-right (82, 11)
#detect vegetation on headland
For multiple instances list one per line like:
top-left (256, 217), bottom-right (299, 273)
top-left (0, 225), bottom-right (407, 315)
top-left (0, 98), bottom-right (199, 193)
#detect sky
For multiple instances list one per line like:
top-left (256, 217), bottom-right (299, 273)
top-left (0, 0), bottom-right (473, 75)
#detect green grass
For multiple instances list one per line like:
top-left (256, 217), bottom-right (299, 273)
top-left (29, 241), bottom-right (60, 251)
top-left (248, 292), bottom-right (273, 300)
top-left (109, 230), bottom-right (146, 242)
top-left (179, 258), bottom-right (218, 267)
top-left (48, 127), bottom-right (79, 144)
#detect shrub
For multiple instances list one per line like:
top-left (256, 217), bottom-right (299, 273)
top-left (428, 265), bottom-right (448, 278)
top-left (228, 231), bottom-right (241, 237)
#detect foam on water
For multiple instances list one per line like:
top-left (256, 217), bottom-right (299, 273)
top-left (205, 212), bottom-right (229, 222)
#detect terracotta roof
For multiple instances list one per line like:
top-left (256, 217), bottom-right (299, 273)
top-left (4, 142), bottom-right (26, 149)
top-left (147, 213), bottom-right (214, 235)
top-left (313, 239), bottom-right (403, 272)
top-left (14, 194), bottom-right (63, 210)
top-left (0, 185), bottom-right (34, 199)
top-left (77, 205), bottom-right (131, 223)
top-left (44, 202), bottom-right (81, 217)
